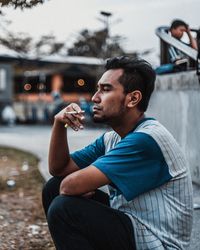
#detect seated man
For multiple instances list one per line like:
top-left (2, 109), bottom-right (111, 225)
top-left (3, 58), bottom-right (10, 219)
top-left (169, 19), bottom-right (197, 63)
top-left (156, 19), bottom-right (197, 75)
top-left (42, 56), bottom-right (193, 250)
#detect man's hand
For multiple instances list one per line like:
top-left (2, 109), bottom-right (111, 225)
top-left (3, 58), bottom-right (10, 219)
top-left (186, 26), bottom-right (192, 36)
top-left (48, 103), bottom-right (85, 176)
top-left (186, 25), bottom-right (198, 50)
top-left (81, 191), bottom-right (96, 198)
top-left (54, 103), bottom-right (85, 131)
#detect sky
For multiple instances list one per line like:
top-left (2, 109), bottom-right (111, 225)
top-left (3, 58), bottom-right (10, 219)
top-left (1, 0), bottom-right (200, 66)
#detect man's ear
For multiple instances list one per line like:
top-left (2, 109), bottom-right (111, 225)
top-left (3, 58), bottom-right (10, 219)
top-left (127, 91), bottom-right (142, 108)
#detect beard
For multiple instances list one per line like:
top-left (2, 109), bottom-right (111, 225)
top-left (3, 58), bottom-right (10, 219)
top-left (92, 114), bottom-right (109, 123)
top-left (92, 107), bottom-right (126, 126)
top-left (92, 97), bottom-right (127, 125)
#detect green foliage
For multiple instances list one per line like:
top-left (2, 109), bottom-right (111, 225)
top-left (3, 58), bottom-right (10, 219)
top-left (0, 0), bottom-right (48, 9)
top-left (0, 5), bottom-right (142, 58)
top-left (0, 27), bottom-right (65, 56)
top-left (68, 28), bottom-right (127, 59)
top-left (0, 32), bottom-right (32, 54)
top-left (35, 35), bottom-right (65, 56)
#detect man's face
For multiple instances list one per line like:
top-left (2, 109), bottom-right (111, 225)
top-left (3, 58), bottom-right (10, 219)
top-left (91, 69), bottom-right (128, 124)
top-left (171, 25), bottom-right (187, 39)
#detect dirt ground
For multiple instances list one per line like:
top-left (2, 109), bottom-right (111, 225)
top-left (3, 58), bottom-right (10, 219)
top-left (0, 147), bottom-right (55, 250)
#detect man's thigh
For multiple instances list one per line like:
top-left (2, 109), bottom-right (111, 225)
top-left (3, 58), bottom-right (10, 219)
top-left (48, 195), bottom-right (136, 250)
top-left (42, 177), bottom-right (110, 215)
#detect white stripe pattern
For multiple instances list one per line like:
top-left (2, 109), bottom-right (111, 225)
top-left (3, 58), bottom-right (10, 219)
top-left (104, 119), bottom-right (193, 250)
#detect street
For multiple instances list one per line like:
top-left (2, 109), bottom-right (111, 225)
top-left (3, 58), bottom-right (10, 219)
top-left (0, 124), bottom-right (108, 180)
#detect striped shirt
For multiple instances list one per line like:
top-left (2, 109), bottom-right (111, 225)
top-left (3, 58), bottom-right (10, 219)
top-left (169, 45), bottom-right (185, 62)
top-left (71, 118), bottom-right (193, 249)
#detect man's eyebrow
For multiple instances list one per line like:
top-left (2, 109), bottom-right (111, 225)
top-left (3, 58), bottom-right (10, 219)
top-left (98, 83), bottom-right (113, 88)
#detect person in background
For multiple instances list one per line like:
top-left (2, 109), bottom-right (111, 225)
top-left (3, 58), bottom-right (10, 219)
top-left (1, 102), bottom-right (16, 126)
top-left (169, 19), bottom-right (197, 63)
top-left (156, 19), bottom-right (197, 75)
top-left (42, 56), bottom-right (193, 250)
top-left (170, 19), bottom-right (197, 50)
top-left (50, 74), bottom-right (65, 120)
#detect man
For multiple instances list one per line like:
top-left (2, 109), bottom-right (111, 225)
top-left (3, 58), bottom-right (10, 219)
top-left (156, 19), bottom-right (197, 75)
top-left (169, 19), bottom-right (197, 63)
top-left (42, 56), bottom-right (193, 250)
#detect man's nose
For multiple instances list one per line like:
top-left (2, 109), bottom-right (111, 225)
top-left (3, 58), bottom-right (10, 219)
top-left (91, 91), bottom-right (100, 103)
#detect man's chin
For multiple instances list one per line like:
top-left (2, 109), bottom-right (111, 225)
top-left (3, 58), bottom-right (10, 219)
top-left (92, 115), bottom-right (107, 123)
top-left (92, 117), bottom-right (104, 123)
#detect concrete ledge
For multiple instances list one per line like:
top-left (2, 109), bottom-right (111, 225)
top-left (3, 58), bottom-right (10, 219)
top-left (148, 70), bottom-right (200, 185)
top-left (156, 70), bottom-right (200, 90)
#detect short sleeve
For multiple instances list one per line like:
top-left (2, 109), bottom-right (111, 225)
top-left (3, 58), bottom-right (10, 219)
top-left (70, 134), bottom-right (105, 169)
top-left (92, 132), bottom-right (172, 201)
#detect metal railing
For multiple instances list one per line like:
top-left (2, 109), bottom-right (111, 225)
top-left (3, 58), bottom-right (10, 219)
top-left (196, 29), bottom-right (200, 79)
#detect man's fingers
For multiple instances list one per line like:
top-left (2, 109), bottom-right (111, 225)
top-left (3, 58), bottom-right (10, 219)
top-left (54, 103), bottom-right (85, 130)
top-left (65, 110), bottom-right (85, 115)
top-left (63, 113), bottom-right (84, 131)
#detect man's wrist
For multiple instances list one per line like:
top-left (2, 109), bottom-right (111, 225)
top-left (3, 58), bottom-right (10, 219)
top-left (54, 118), bottom-right (66, 129)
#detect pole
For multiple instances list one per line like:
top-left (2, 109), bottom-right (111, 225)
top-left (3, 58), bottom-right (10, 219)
top-left (196, 29), bottom-right (200, 84)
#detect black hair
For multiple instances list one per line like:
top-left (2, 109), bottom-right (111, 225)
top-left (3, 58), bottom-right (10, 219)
top-left (105, 56), bottom-right (156, 112)
top-left (170, 19), bottom-right (188, 30)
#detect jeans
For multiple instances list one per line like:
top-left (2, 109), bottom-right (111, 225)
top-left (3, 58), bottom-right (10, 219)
top-left (42, 177), bottom-right (136, 250)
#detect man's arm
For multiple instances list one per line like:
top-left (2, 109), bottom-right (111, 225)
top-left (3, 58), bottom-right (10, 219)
top-left (60, 165), bottom-right (110, 196)
top-left (48, 103), bottom-right (84, 176)
top-left (187, 26), bottom-right (198, 50)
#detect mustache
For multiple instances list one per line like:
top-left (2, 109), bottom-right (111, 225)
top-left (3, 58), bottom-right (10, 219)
top-left (92, 105), bottom-right (102, 110)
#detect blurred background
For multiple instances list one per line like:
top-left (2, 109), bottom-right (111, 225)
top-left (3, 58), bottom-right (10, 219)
top-left (0, 0), bottom-right (199, 125)
top-left (0, 2), bottom-right (200, 248)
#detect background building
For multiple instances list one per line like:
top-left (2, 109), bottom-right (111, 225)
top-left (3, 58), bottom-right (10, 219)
top-left (0, 53), bottom-right (104, 124)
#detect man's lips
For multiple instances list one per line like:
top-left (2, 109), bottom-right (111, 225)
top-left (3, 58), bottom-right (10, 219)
top-left (92, 106), bottom-right (102, 113)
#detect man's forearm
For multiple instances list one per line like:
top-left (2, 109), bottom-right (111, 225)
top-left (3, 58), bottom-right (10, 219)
top-left (188, 31), bottom-right (198, 49)
top-left (48, 103), bottom-right (85, 176)
top-left (48, 119), bottom-right (70, 175)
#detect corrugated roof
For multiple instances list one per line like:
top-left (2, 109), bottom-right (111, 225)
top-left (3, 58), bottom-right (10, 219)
top-left (0, 48), bottom-right (104, 66)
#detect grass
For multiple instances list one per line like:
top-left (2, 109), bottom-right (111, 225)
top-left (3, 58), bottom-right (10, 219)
top-left (0, 146), bottom-right (54, 249)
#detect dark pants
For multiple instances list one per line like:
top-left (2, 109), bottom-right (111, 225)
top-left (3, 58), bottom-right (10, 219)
top-left (42, 177), bottom-right (136, 250)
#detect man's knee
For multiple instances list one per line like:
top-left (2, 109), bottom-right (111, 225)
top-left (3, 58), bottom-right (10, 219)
top-left (47, 195), bottom-right (82, 225)
top-left (42, 176), bottom-right (65, 216)
top-left (42, 176), bottom-right (63, 197)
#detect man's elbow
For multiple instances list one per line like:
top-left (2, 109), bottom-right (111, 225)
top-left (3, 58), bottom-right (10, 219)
top-left (48, 158), bottom-right (77, 177)
top-left (49, 165), bottom-right (65, 177)
top-left (59, 175), bottom-right (80, 195)
top-left (60, 183), bottom-right (71, 195)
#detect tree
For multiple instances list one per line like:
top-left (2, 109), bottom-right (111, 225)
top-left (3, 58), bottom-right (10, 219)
top-left (0, 0), bottom-right (49, 9)
top-left (67, 11), bottom-right (140, 59)
top-left (68, 28), bottom-right (127, 59)
top-left (0, 6), bottom-right (150, 59)
top-left (35, 35), bottom-right (65, 56)
top-left (0, 31), bottom-right (32, 54)
top-left (0, 11), bottom-right (65, 57)
top-left (0, 30), bottom-right (65, 56)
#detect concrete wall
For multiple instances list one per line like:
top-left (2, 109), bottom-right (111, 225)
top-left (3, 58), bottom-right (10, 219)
top-left (147, 70), bottom-right (200, 184)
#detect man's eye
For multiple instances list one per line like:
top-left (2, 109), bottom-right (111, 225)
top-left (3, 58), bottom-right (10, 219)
top-left (96, 86), bottom-right (111, 92)
top-left (103, 87), bottom-right (110, 91)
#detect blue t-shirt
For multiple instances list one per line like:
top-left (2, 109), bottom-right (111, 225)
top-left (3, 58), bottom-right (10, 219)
top-left (70, 118), bottom-right (193, 249)
top-left (71, 118), bottom-right (172, 201)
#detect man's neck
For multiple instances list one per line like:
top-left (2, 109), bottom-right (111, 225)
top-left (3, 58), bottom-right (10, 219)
top-left (111, 112), bottom-right (145, 138)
